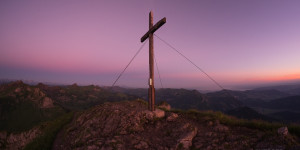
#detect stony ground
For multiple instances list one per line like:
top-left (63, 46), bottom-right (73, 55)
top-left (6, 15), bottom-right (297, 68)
top-left (0, 127), bottom-right (41, 149)
top-left (53, 100), bottom-right (300, 150)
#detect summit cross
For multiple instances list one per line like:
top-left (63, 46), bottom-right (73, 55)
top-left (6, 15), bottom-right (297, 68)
top-left (141, 11), bottom-right (166, 111)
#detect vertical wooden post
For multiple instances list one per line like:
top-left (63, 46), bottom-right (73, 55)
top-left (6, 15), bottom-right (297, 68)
top-left (149, 11), bottom-right (155, 111)
top-left (141, 11), bottom-right (165, 111)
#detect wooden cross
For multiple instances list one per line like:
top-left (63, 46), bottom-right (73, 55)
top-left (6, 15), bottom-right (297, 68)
top-left (141, 11), bottom-right (166, 111)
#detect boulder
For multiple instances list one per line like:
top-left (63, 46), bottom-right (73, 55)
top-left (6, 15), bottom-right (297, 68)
top-left (158, 102), bottom-right (171, 111)
top-left (166, 113), bottom-right (178, 121)
top-left (278, 126), bottom-right (288, 136)
top-left (153, 109), bottom-right (165, 118)
top-left (144, 110), bottom-right (155, 120)
top-left (177, 126), bottom-right (198, 149)
top-left (144, 108), bottom-right (165, 120)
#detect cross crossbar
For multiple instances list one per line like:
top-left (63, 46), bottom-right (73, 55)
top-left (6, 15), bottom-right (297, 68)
top-left (141, 17), bottom-right (166, 42)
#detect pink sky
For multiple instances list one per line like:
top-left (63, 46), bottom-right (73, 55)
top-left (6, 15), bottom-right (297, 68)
top-left (1, 0), bottom-right (300, 90)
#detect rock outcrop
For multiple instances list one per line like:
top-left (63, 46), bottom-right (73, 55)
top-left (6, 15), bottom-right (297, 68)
top-left (167, 113), bottom-right (178, 122)
top-left (53, 100), bottom-right (300, 150)
top-left (41, 97), bottom-right (54, 108)
top-left (3, 81), bottom-right (54, 108)
top-left (53, 100), bottom-right (200, 150)
top-left (0, 127), bottom-right (41, 149)
top-left (158, 101), bottom-right (171, 111)
top-left (176, 123), bottom-right (198, 149)
top-left (278, 126), bottom-right (289, 136)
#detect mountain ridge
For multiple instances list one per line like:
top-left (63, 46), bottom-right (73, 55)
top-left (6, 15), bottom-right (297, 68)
top-left (52, 100), bottom-right (300, 149)
top-left (1, 81), bottom-right (300, 149)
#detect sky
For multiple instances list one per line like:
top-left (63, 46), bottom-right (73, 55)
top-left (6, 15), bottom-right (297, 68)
top-left (1, 0), bottom-right (300, 90)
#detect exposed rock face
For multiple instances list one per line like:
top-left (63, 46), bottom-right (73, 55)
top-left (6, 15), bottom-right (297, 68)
top-left (53, 100), bottom-right (300, 150)
top-left (41, 97), bottom-right (54, 108)
top-left (278, 126), bottom-right (289, 136)
top-left (153, 108), bottom-right (165, 118)
top-left (34, 88), bottom-right (46, 97)
top-left (2, 81), bottom-right (52, 108)
top-left (53, 100), bottom-right (199, 150)
top-left (0, 127), bottom-right (41, 149)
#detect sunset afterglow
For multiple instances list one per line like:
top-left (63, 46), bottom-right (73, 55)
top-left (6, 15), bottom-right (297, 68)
top-left (1, 0), bottom-right (300, 90)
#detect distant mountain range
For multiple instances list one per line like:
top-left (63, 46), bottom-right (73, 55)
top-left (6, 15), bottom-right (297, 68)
top-left (254, 84), bottom-right (300, 95)
top-left (0, 79), bottom-right (67, 86)
top-left (228, 89), bottom-right (290, 101)
top-left (0, 81), bottom-right (65, 133)
top-left (109, 85), bottom-right (300, 124)
top-left (1, 80), bottom-right (300, 131)
top-left (1, 80), bottom-right (300, 149)
top-left (0, 81), bottom-right (137, 133)
top-left (108, 87), bottom-right (243, 112)
top-left (225, 106), bottom-right (277, 122)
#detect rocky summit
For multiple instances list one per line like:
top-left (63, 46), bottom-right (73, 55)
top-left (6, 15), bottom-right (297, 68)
top-left (53, 100), bottom-right (299, 150)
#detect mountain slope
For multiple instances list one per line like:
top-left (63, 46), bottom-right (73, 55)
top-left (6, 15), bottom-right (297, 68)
top-left (225, 107), bottom-right (276, 122)
top-left (111, 88), bottom-right (243, 112)
top-left (269, 111), bottom-right (300, 123)
top-left (205, 90), bottom-right (243, 111)
top-left (0, 81), bottom-right (65, 133)
top-left (0, 81), bottom-right (140, 149)
top-left (228, 89), bottom-right (290, 102)
top-left (38, 83), bottom-right (138, 110)
top-left (255, 84), bottom-right (300, 95)
top-left (266, 96), bottom-right (300, 111)
top-left (0, 81), bottom-right (140, 133)
top-left (53, 100), bottom-right (299, 149)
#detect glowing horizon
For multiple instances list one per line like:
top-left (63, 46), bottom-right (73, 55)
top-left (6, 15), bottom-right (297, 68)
top-left (1, 0), bottom-right (300, 90)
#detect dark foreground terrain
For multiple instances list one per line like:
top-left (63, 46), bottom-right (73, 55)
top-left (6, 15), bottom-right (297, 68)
top-left (52, 100), bottom-right (299, 150)
top-left (1, 81), bottom-right (300, 149)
